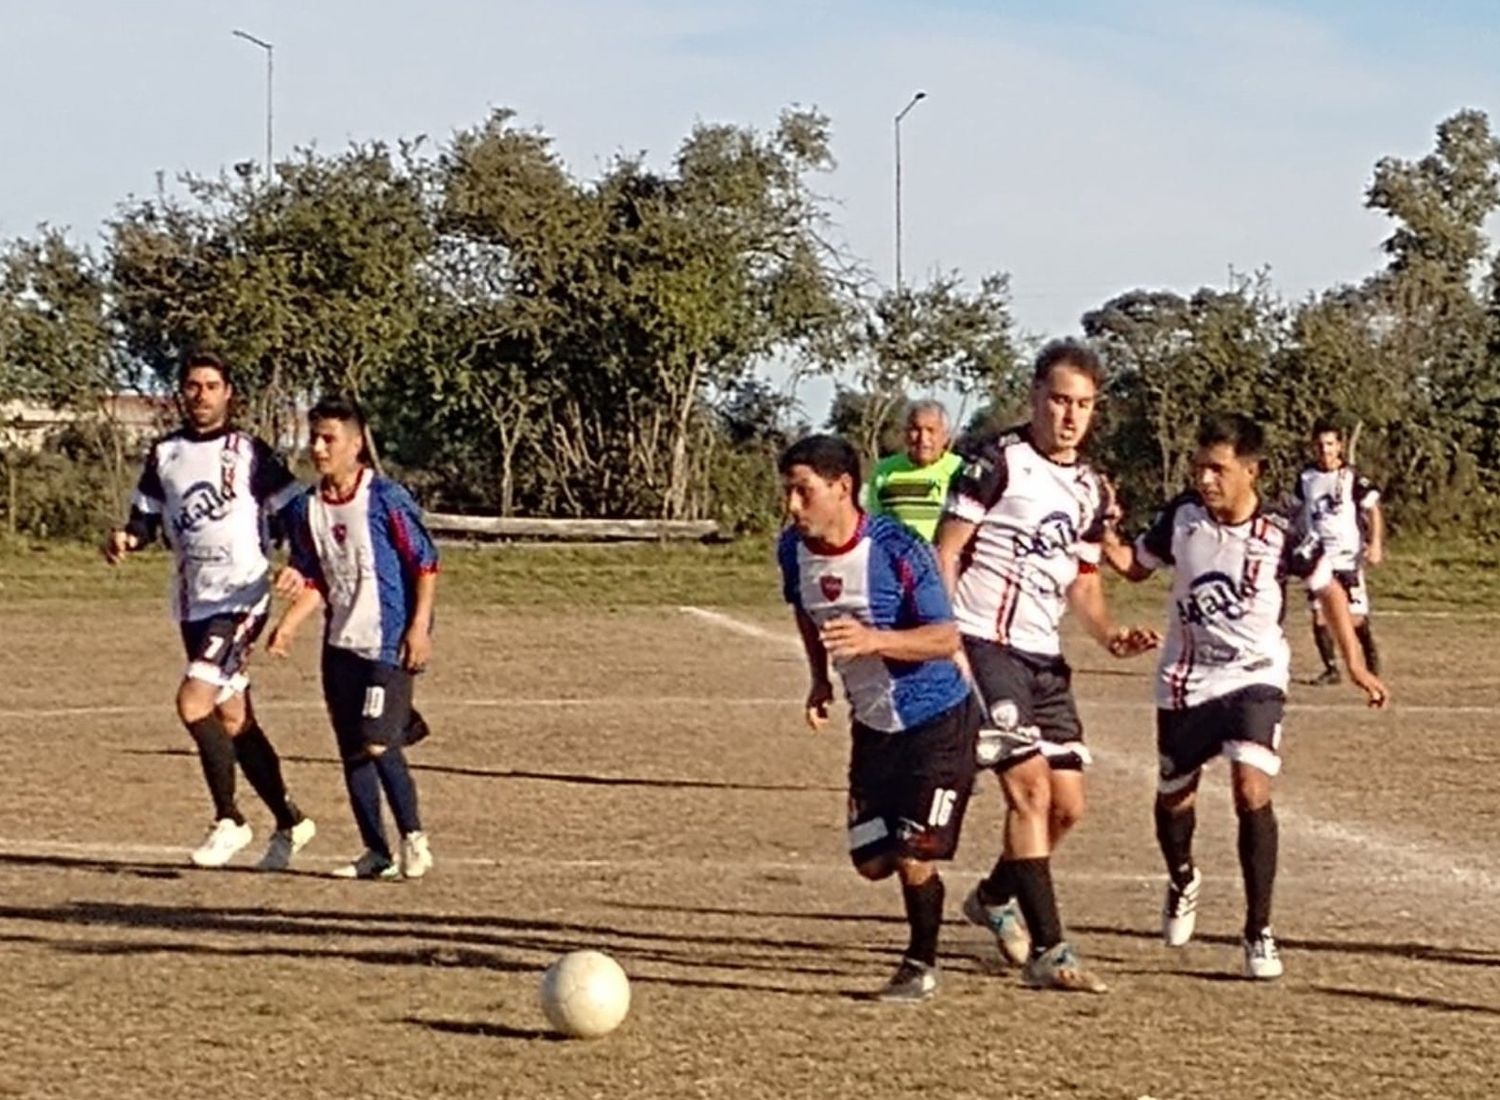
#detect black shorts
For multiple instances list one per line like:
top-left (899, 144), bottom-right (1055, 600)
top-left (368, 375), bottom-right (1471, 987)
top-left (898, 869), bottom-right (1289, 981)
top-left (1307, 567), bottom-right (1371, 617)
top-left (180, 608), bottom-right (268, 696)
top-left (847, 695), bottom-right (980, 866)
top-left (963, 637), bottom-right (1087, 771)
top-left (322, 646), bottom-right (416, 758)
top-left (1156, 684), bottom-right (1285, 794)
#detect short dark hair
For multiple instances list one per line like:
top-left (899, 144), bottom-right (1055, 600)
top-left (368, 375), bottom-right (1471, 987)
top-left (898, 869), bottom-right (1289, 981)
top-left (179, 351), bottom-right (232, 388)
top-left (778, 433), bottom-right (861, 486)
top-left (1033, 339), bottom-right (1104, 387)
top-left (308, 393), bottom-right (368, 430)
top-left (1311, 417), bottom-right (1343, 440)
top-left (1197, 412), bottom-right (1265, 460)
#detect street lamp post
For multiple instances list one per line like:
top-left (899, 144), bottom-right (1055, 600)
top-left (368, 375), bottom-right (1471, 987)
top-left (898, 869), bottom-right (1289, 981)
top-left (894, 90), bottom-right (926, 292)
top-left (232, 29), bottom-right (274, 181)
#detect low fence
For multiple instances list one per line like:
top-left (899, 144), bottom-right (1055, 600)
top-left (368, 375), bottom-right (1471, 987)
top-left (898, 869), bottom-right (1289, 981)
top-left (424, 513), bottom-right (723, 543)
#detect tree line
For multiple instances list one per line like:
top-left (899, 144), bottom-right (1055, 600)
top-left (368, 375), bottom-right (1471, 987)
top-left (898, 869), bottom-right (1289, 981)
top-left (2, 107), bottom-right (1498, 540)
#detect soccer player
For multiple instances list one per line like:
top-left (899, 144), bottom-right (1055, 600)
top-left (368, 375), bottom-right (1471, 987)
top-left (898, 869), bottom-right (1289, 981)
top-left (102, 352), bottom-right (316, 870)
top-left (934, 338), bottom-right (1156, 994)
top-left (778, 433), bottom-right (980, 1003)
top-left (1102, 413), bottom-right (1388, 979)
top-left (865, 400), bottom-right (963, 542)
top-left (1294, 419), bottom-right (1384, 684)
top-left (267, 395), bottom-right (438, 881)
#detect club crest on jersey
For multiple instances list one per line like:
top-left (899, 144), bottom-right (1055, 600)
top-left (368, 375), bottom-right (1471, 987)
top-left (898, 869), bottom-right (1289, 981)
top-left (1012, 510), bottom-right (1079, 560)
top-left (1177, 570), bottom-right (1252, 625)
top-left (819, 574), bottom-right (844, 601)
top-left (332, 523), bottom-right (348, 545)
top-left (172, 480), bottom-right (233, 536)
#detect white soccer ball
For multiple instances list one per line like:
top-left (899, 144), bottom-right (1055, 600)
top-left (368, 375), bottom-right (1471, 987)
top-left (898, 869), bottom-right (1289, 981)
top-left (539, 949), bottom-right (631, 1039)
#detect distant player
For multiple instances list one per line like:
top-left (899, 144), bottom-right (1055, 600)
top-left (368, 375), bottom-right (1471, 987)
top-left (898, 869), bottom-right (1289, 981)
top-left (778, 434), bottom-right (980, 1003)
top-left (268, 395), bottom-right (438, 881)
top-left (1103, 413), bottom-right (1388, 979)
top-left (865, 401), bottom-right (963, 542)
top-left (102, 352), bottom-right (316, 870)
top-left (934, 338), bottom-right (1156, 994)
top-left (1294, 419), bottom-right (1384, 684)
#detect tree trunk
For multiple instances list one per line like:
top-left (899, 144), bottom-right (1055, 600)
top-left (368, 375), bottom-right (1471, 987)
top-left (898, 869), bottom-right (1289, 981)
top-left (663, 356), bottom-right (702, 520)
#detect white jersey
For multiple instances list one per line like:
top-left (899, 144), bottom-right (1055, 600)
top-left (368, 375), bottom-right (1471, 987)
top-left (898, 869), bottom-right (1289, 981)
top-left (1294, 464), bottom-right (1379, 570)
top-left (944, 428), bottom-right (1108, 657)
top-left (1136, 492), bottom-right (1333, 709)
top-left (128, 427), bottom-right (301, 622)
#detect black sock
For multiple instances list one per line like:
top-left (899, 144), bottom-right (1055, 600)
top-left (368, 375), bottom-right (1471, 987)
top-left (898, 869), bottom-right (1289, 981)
top-left (233, 722), bottom-right (299, 831)
top-left (1313, 624), bottom-right (1337, 671)
top-left (980, 856), bottom-right (1018, 905)
top-left (901, 875), bottom-right (945, 967)
top-left (1010, 857), bottom-right (1064, 953)
top-left (1155, 801), bottom-right (1196, 885)
top-left (1237, 804), bottom-right (1279, 938)
top-left (372, 746), bottom-right (422, 836)
top-left (186, 715), bottom-right (242, 824)
top-left (1354, 622), bottom-right (1380, 675)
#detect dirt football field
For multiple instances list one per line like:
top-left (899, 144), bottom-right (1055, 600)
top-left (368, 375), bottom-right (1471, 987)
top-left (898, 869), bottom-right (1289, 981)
top-left (0, 574), bottom-right (1496, 1099)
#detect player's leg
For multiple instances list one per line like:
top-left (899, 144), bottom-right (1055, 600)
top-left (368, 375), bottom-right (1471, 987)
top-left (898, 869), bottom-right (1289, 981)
top-left (359, 663), bottom-right (430, 878)
top-left (1222, 687), bottom-right (1287, 980)
top-left (1155, 701), bottom-right (1220, 947)
top-left (1048, 768), bottom-right (1086, 848)
top-left (1345, 570), bottom-right (1380, 675)
top-left (1035, 663), bottom-right (1089, 848)
top-left (1309, 597), bottom-right (1339, 685)
top-left (177, 618), bottom-right (250, 867)
top-left (324, 648), bottom-right (398, 880)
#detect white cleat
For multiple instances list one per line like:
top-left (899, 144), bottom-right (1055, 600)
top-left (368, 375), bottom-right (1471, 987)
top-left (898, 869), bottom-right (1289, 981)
top-left (256, 817), bottom-right (317, 871)
top-left (961, 885), bottom-right (1031, 967)
top-left (331, 849), bottom-right (400, 880)
top-left (1162, 867), bottom-right (1202, 947)
top-left (400, 831), bottom-right (433, 879)
top-left (190, 818), bottom-right (253, 868)
top-left (1243, 928), bottom-right (1284, 980)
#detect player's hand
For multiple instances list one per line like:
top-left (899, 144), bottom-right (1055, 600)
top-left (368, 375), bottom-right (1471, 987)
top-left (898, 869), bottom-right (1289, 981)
top-left (805, 678), bottom-right (834, 731)
top-left (266, 622), bottom-right (296, 660)
top-left (102, 529), bottom-right (136, 565)
top-left (1365, 544), bottom-right (1383, 567)
top-left (1106, 625), bottom-right (1160, 658)
top-left (819, 617), bottom-right (883, 661)
top-left (273, 566), bottom-right (306, 600)
top-left (400, 625), bottom-right (432, 673)
top-left (1352, 668), bottom-right (1389, 709)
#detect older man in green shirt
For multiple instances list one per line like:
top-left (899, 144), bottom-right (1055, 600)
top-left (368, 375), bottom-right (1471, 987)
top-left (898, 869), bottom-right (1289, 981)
top-left (866, 400), bottom-right (963, 542)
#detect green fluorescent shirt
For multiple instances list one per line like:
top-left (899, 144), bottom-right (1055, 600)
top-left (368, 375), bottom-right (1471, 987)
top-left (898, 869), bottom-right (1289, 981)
top-left (866, 451), bottom-right (963, 542)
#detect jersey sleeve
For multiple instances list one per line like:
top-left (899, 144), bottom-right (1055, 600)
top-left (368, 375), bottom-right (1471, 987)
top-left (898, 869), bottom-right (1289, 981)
top-left (123, 441), bottom-right (165, 544)
top-left (284, 494), bottom-right (325, 591)
top-left (1075, 471), bottom-right (1108, 568)
top-left (1352, 470), bottom-right (1380, 510)
top-left (249, 438), bottom-right (303, 514)
top-left (381, 480), bottom-right (440, 575)
top-left (1284, 527), bottom-right (1334, 594)
top-left (776, 528), bottom-right (802, 606)
top-left (943, 442), bottom-right (1008, 524)
top-left (1136, 494), bottom-right (1190, 572)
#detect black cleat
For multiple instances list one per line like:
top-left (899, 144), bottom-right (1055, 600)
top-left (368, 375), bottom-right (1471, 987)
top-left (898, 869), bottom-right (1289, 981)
top-left (1310, 667), bottom-right (1341, 686)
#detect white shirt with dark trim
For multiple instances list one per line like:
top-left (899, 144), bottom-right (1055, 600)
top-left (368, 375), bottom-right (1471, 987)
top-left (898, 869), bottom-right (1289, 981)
top-left (1136, 492), bottom-right (1333, 709)
top-left (943, 428), bottom-right (1108, 657)
top-left (129, 428), bottom-right (301, 622)
top-left (1294, 464), bottom-right (1379, 569)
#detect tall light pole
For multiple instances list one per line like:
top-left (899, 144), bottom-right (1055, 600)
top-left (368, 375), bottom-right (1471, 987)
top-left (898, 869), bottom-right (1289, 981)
top-left (232, 29), bottom-right (274, 181)
top-left (893, 90), bottom-right (926, 292)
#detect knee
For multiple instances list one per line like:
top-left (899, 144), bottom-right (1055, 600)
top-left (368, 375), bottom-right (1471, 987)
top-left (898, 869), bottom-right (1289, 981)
top-left (1231, 772), bottom-right (1273, 814)
top-left (894, 858), bottom-right (935, 887)
top-left (1050, 795), bottom-right (1084, 835)
top-left (219, 710), bottom-right (247, 737)
top-left (1004, 769), bottom-right (1052, 821)
top-left (176, 688), bottom-right (214, 727)
top-left (855, 856), bottom-right (896, 882)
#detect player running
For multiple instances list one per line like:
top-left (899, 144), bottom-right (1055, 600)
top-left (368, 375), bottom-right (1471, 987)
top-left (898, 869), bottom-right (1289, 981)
top-left (778, 433), bottom-right (981, 1003)
top-left (102, 352), bottom-right (316, 870)
top-left (934, 338), bottom-right (1156, 993)
top-left (1102, 413), bottom-right (1388, 979)
top-left (268, 395), bottom-right (439, 881)
top-left (1294, 419), bottom-right (1384, 684)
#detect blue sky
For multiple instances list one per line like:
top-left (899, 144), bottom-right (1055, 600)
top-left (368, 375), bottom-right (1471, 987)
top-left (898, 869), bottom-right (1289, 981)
top-left (2, 1), bottom-right (1497, 420)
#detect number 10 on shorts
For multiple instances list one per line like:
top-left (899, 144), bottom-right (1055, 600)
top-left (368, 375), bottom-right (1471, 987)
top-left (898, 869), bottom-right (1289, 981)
top-left (362, 685), bottom-right (386, 719)
top-left (927, 788), bottom-right (957, 827)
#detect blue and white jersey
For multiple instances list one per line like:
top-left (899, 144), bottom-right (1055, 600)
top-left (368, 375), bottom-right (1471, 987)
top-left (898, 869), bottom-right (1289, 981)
top-left (778, 513), bottom-right (968, 733)
top-left (288, 469), bottom-right (439, 665)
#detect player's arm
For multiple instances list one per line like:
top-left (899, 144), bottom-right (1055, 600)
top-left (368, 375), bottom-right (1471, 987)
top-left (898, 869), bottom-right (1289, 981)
top-left (401, 570), bottom-right (438, 672)
top-left (1066, 567), bottom-right (1159, 657)
top-left (267, 582), bottom-right (325, 658)
top-left (250, 438), bottom-right (305, 547)
top-left (1099, 525), bottom-right (1152, 581)
top-left (105, 447), bottom-right (165, 563)
top-left (385, 482), bottom-right (441, 672)
top-left (1102, 493), bottom-right (1177, 583)
top-left (1364, 500), bottom-right (1385, 566)
top-left (793, 607), bottom-right (836, 730)
top-left (820, 536), bottom-right (960, 663)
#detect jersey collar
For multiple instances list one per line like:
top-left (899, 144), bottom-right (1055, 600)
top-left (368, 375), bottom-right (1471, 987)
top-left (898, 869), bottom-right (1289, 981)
top-left (320, 466), bottom-right (369, 505)
top-left (803, 511), bottom-right (867, 556)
